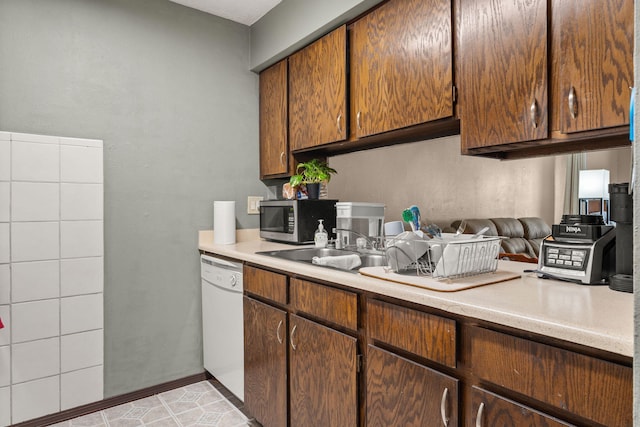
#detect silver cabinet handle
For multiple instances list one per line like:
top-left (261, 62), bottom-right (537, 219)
top-left (276, 320), bottom-right (283, 344)
top-left (568, 86), bottom-right (577, 119)
top-left (337, 112), bottom-right (342, 134)
top-left (279, 151), bottom-right (285, 166)
top-left (290, 324), bottom-right (298, 350)
top-left (356, 111), bottom-right (361, 130)
top-left (475, 402), bottom-right (485, 427)
top-left (530, 99), bottom-right (538, 128)
top-left (440, 387), bottom-right (449, 426)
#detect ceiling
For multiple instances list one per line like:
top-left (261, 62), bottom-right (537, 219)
top-left (169, 0), bottom-right (282, 26)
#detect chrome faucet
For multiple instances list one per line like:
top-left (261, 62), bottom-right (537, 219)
top-left (332, 228), bottom-right (384, 252)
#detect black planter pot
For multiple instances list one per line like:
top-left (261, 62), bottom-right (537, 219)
top-left (306, 183), bottom-right (321, 199)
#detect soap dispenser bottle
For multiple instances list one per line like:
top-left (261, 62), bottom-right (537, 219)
top-left (315, 219), bottom-right (328, 248)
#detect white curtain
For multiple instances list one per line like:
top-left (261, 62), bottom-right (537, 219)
top-left (563, 152), bottom-right (587, 214)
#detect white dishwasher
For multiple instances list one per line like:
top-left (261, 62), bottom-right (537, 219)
top-left (201, 254), bottom-right (244, 401)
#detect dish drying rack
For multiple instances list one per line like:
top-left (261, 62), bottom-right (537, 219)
top-left (384, 233), bottom-right (502, 279)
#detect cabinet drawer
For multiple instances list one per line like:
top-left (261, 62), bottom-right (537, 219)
top-left (367, 345), bottom-right (458, 427)
top-left (469, 327), bottom-right (632, 427)
top-left (367, 299), bottom-right (456, 368)
top-left (470, 387), bottom-right (573, 426)
top-left (290, 278), bottom-right (358, 331)
top-left (244, 265), bottom-right (287, 305)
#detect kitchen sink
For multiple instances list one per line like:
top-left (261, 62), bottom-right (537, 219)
top-left (257, 247), bottom-right (387, 272)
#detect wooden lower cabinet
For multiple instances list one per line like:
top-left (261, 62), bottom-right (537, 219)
top-left (289, 314), bottom-right (358, 427)
top-left (243, 296), bottom-right (287, 427)
top-left (366, 345), bottom-right (458, 427)
top-left (470, 387), bottom-right (573, 427)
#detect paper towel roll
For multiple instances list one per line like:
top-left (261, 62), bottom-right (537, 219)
top-left (214, 201), bottom-right (236, 244)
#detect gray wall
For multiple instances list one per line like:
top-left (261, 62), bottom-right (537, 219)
top-left (250, 0), bottom-right (384, 71)
top-left (0, 0), bottom-right (263, 397)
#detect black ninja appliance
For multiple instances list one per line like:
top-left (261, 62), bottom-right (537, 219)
top-left (538, 214), bottom-right (615, 285)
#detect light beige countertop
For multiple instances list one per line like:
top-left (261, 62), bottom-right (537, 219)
top-left (199, 229), bottom-right (633, 357)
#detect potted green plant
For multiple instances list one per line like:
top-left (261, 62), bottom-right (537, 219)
top-left (289, 159), bottom-right (337, 199)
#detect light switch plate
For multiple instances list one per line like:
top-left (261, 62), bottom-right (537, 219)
top-left (247, 196), bottom-right (263, 215)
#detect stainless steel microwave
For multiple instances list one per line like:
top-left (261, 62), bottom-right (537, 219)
top-left (260, 199), bottom-right (338, 244)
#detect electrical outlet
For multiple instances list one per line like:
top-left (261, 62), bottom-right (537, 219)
top-left (247, 196), bottom-right (263, 214)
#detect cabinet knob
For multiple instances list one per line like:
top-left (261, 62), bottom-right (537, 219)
top-left (279, 151), bottom-right (286, 167)
top-left (290, 324), bottom-right (298, 350)
top-left (276, 320), bottom-right (283, 344)
top-left (357, 111), bottom-right (362, 130)
top-left (337, 112), bottom-right (343, 134)
top-left (530, 99), bottom-right (538, 128)
top-left (568, 86), bottom-right (578, 119)
top-left (475, 402), bottom-right (485, 427)
top-left (440, 387), bottom-right (450, 426)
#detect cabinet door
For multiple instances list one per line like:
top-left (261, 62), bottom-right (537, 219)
top-left (289, 314), bottom-right (357, 427)
top-left (259, 60), bottom-right (289, 178)
top-left (243, 297), bottom-right (287, 427)
top-left (459, 0), bottom-right (548, 150)
top-left (351, 0), bottom-right (453, 138)
top-left (557, 0), bottom-right (633, 134)
top-left (366, 346), bottom-right (458, 427)
top-left (470, 387), bottom-right (573, 427)
top-left (289, 26), bottom-right (347, 151)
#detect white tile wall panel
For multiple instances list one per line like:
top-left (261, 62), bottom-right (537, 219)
top-left (11, 260), bottom-right (59, 303)
top-left (0, 140), bottom-right (9, 182)
top-left (60, 145), bottom-right (103, 184)
top-left (0, 182), bottom-right (9, 222)
top-left (59, 137), bottom-right (102, 148)
top-left (0, 307), bottom-right (9, 346)
top-left (0, 386), bottom-right (9, 427)
top-left (0, 224), bottom-right (8, 264)
top-left (61, 184), bottom-right (103, 220)
top-left (11, 375), bottom-right (60, 423)
top-left (12, 337), bottom-right (59, 384)
top-left (61, 330), bottom-right (103, 372)
top-left (11, 141), bottom-right (59, 182)
top-left (0, 265), bottom-right (9, 305)
top-left (10, 133), bottom-right (58, 145)
top-left (60, 221), bottom-right (103, 258)
top-left (0, 346), bottom-right (9, 387)
top-left (61, 294), bottom-right (103, 335)
top-left (11, 222), bottom-right (60, 262)
top-left (12, 299), bottom-right (59, 343)
top-left (60, 365), bottom-right (103, 411)
top-left (61, 257), bottom-right (103, 297)
top-left (11, 182), bottom-right (59, 222)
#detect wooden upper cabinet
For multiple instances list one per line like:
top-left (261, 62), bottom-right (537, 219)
top-left (259, 60), bottom-right (289, 178)
top-left (351, 0), bottom-right (454, 139)
top-left (289, 26), bottom-right (347, 151)
top-left (458, 0), bottom-right (548, 151)
top-left (556, 0), bottom-right (633, 134)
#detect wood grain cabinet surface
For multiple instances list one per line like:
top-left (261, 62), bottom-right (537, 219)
top-left (367, 298), bottom-right (456, 368)
top-left (366, 345), bottom-right (458, 427)
top-left (468, 326), bottom-right (632, 427)
top-left (243, 297), bottom-right (287, 427)
top-left (289, 314), bottom-right (358, 427)
top-left (259, 60), bottom-right (290, 178)
top-left (459, 0), bottom-right (633, 156)
top-left (554, 0), bottom-right (633, 135)
top-left (243, 265), bottom-right (287, 305)
top-left (470, 387), bottom-right (574, 427)
top-left (290, 277), bottom-right (358, 331)
top-left (289, 26), bottom-right (348, 151)
top-left (350, 0), bottom-right (454, 139)
top-left (458, 0), bottom-right (548, 151)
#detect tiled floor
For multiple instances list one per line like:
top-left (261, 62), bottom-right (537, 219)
top-left (50, 380), bottom-right (259, 427)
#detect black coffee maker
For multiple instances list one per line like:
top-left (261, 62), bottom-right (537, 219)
top-left (609, 183), bottom-right (633, 293)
